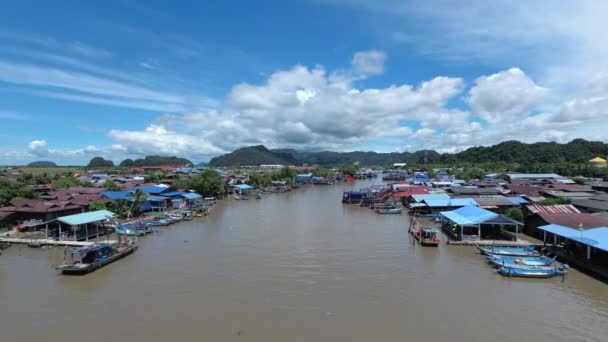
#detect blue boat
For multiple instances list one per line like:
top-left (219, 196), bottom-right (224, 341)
top-left (477, 245), bottom-right (540, 257)
top-left (487, 255), bottom-right (557, 268)
top-left (498, 264), bottom-right (569, 278)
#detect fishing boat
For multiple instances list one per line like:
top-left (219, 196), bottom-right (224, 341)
top-left (487, 255), bottom-right (557, 268)
top-left (240, 194), bottom-right (250, 200)
top-left (148, 219), bottom-right (170, 227)
top-left (477, 245), bottom-right (540, 257)
top-left (497, 264), bottom-right (569, 278)
top-left (56, 241), bottom-right (137, 275)
top-left (114, 227), bottom-right (146, 236)
top-left (411, 227), bottom-right (441, 247)
top-left (376, 208), bottom-right (401, 214)
top-left (255, 191), bottom-right (262, 199)
top-left (181, 210), bottom-right (193, 221)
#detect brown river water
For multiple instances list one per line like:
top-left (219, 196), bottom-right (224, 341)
top-left (1, 179), bottom-right (607, 342)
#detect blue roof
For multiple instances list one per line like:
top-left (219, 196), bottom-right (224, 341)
top-left (100, 191), bottom-right (133, 200)
top-left (506, 196), bottom-right (529, 205)
top-left (538, 224), bottom-right (608, 252)
top-left (57, 210), bottom-right (116, 226)
top-left (235, 184), bottom-right (253, 190)
top-left (180, 193), bottom-right (201, 200)
top-left (297, 173), bottom-right (313, 178)
top-left (147, 196), bottom-right (168, 202)
top-left (161, 191), bottom-right (187, 198)
top-left (423, 198), bottom-right (478, 208)
top-left (133, 186), bottom-right (169, 194)
top-left (440, 206), bottom-right (499, 225)
top-left (411, 193), bottom-right (450, 203)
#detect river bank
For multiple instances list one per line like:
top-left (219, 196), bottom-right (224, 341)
top-left (1, 179), bottom-right (607, 342)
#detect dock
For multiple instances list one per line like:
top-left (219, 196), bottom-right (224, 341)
top-left (0, 238), bottom-right (117, 247)
top-left (447, 239), bottom-right (534, 247)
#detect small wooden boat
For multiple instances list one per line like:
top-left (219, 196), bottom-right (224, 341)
top-left (487, 255), bottom-right (557, 268)
top-left (411, 227), bottom-right (441, 247)
top-left (477, 246), bottom-right (540, 257)
top-left (56, 241), bottom-right (137, 275)
top-left (497, 264), bottom-right (568, 278)
top-left (114, 227), bottom-right (145, 236)
top-left (376, 208), bottom-right (401, 214)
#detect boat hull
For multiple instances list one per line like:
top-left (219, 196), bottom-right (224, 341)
top-left (498, 265), bottom-right (566, 278)
top-left (58, 245), bottom-right (138, 275)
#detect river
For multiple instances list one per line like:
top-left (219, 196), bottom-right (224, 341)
top-left (1, 179), bottom-right (607, 342)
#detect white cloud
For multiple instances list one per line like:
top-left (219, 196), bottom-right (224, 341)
top-left (69, 41), bottom-right (112, 59)
top-left (468, 68), bottom-right (548, 123)
top-left (28, 140), bottom-right (49, 157)
top-left (108, 124), bottom-right (225, 159)
top-left (351, 50), bottom-right (385, 77)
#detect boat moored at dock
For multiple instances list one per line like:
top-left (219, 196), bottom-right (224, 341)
top-left (477, 245), bottom-right (540, 257)
top-left (56, 240), bottom-right (137, 275)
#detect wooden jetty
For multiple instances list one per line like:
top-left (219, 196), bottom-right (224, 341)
top-left (447, 239), bottom-right (534, 247)
top-left (0, 237), bottom-right (117, 247)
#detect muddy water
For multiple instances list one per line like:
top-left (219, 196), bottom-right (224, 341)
top-left (1, 179), bottom-right (607, 342)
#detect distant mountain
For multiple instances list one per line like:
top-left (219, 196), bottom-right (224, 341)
top-left (208, 139), bottom-right (608, 167)
top-left (209, 145), bottom-right (298, 166)
top-left (27, 161), bottom-right (57, 167)
top-left (87, 157), bottom-right (114, 168)
top-left (119, 155), bottom-right (193, 167)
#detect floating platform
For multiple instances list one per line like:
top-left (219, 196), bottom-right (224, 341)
top-left (0, 238), bottom-right (117, 247)
top-left (447, 239), bottom-right (534, 247)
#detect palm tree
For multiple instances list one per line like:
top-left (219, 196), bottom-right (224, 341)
top-left (128, 189), bottom-right (148, 218)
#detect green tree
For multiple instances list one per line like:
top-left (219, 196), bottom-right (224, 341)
top-left (172, 177), bottom-right (191, 190)
top-left (189, 170), bottom-right (227, 197)
top-left (108, 199), bottom-right (130, 219)
top-left (339, 165), bottom-right (358, 177)
top-left (89, 200), bottom-right (107, 211)
top-left (312, 167), bottom-right (332, 177)
top-left (52, 176), bottom-right (81, 190)
top-left (572, 177), bottom-right (587, 185)
top-left (104, 179), bottom-right (120, 191)
top-left (537, 198), bottom-right (572, 205)
top-left (128, 189), bottom-right (148, 217)
top-left (505, 208), bottom-right (524, 223)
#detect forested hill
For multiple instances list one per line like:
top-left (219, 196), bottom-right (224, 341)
top-left (208, 139), bottom-right (608, 166)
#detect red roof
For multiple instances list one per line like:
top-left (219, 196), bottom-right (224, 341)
top-left (393, 188), bottom-right (429, 198)
top-left (537, 212), bottom-right (608, 229)
top-left (526, 204), bottom-right (580, 214)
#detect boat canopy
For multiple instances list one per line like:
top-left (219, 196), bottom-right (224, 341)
top-left (68, 243), bottom-right (112, 255)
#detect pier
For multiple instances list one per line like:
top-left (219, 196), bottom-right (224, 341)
top-left (0, 237), bottom-right (117, 247)
top-left (446, 239), bottom-right (535, 247)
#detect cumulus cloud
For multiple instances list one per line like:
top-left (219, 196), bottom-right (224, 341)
top-left (351, 50), bottom-right (386, 77)
top-left (28, 140), bottom-right (49, 156)
top-left (468, 68), bottom-right (549, 123)
top-left (108, 124), bottom-right (225, 159)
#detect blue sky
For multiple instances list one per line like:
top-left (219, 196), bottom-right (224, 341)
top-left (1, 0), bottom-right (607, 165)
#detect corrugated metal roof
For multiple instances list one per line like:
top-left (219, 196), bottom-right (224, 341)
top-left (573, 199), bottom-right (608, 211)
top-left (180, 193), bottom-right (201, 200)
top-left (470, 196), bottom-right (514, 206)
top-left (424, 198), bottom-right (478, 208)
top-left (56, 210), bottom-right (116, 226)
top-left (537, 212), bottom-right (607, 229)
top-left (411, 193), bottom-right (450, 203)
top-left (440, 206), bottom-right (499, 225)
top-left (526, 204), bottom-right (581, 214)
top-left (538, 225), bottom-right (608, 252)
top-left (100, 191), bottom-right (133, 200)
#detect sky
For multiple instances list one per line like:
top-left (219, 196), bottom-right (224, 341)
top-left (1, 0), bottom-right (608, 165)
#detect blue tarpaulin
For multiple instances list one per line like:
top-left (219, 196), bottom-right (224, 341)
top-left (538, 224), bottom-right (608, 252)
top-left (440, 206), bottom-right (499, 226)
top-left (506, 196), bottom-right (529, 205)
top-left (234, 184), bottom-right (253, 190)
top-left (180, 193), bottom-right (201, 200)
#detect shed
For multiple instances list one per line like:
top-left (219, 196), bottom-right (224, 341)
top-left (55, 210), bottom-right (116, 241)
top-left (538, 225), bottom-right (608, 259)
top-left (439, 205), bottom-right (523, 241)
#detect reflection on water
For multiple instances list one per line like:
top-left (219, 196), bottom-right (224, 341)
top-left (1, 180), bottom-right (607, 342)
